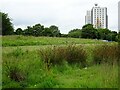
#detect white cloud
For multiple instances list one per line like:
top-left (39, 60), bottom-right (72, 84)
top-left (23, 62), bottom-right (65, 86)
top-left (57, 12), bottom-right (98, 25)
top-left (0, 0), bottom-right (119, 33)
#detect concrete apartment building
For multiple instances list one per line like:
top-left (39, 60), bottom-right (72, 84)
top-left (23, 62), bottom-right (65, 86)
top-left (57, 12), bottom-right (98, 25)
top-left (85, 4), bottom-right (108, 29)
top-left (85, 10), bottom-right (91, 24)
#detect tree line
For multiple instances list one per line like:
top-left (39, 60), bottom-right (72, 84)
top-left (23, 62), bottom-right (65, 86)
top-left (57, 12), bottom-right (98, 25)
top-left (68, 24), bottom-right (119, 41)
top-left (15, 24), bottom-right (61, 37)
top-left (1, 12), bottom-right (119, 41)
top-left (0, 12), bottom-right (61, 37)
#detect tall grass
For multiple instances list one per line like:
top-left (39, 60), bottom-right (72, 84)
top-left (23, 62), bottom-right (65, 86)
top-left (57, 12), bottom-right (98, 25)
top-left (93, 44), bottom-right (118, 65)
top-left (39, 45), bottom-right (87, 69)
top-left (2, 35), bottom-right (119, 88)
top-left (2, 44), bottom-right (118, 88)
top-left (3, 48), bottom-right (27, 82)
top-left (2, 48), bottom-right (45, 88)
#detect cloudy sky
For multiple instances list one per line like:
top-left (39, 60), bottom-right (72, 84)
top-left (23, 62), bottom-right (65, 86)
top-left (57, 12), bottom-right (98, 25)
top-left (0, 0), bottom-right (119, 33)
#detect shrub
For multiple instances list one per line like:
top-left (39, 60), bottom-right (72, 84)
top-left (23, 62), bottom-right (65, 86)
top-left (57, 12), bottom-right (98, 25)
top-left (93, 44), bottom-right (118, 64)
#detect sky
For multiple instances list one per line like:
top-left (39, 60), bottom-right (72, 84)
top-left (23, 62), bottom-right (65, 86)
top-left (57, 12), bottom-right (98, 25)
top-left (0, 0), bottom-right (119, 34)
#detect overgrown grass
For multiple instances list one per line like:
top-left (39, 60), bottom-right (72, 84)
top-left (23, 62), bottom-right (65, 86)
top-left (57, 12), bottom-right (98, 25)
top-left (2, 35), bottom-right (119, 88)
top-left (39, 45), bottom-right (87, 68)
top-left (93, 44), bottom-right (119, 64)
top-left (2, 35), bottom-right (113, 46)
top-left (2, 49), bottom-right (44, 88)
top-left (2, 43), bottom-right (119, 88)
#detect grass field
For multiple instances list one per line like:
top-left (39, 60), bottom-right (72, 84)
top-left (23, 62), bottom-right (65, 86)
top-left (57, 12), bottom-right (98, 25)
top-left (2, 35), bottom-right (119, 88)
top-left (2, 35), bottom-right (115, 46)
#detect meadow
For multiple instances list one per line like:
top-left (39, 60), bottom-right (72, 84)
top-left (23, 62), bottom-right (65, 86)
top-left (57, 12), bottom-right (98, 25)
top-left (2, 35), bottom-right (111, 46)
top-left (1, 35), bottom-right (119, 88)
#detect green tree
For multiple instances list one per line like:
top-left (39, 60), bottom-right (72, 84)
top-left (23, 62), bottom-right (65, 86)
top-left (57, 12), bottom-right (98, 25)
top-left (111, 31), bottom-right (118, 41)
top-left (42, 27), bottom-right (52, 36)
top-left (24, 26), bottom-right (33, 36)
top-left (81, 24), bottom-right (97, 39)
top-left (32, 24), bottom-right (44, 36)
top-left (68, 29), bottom-right (81, 38)
top-left (15, 28), bottom-right (23, 35)
top-left (0, 12), bottom-right (14, 35)
top-left (23, 24), bottom-right (61, 37)
top-left (117, 32), bottom-right (120, 42)
top-left (97, 28), bottom-right (111, 40)
top-left (41, 25), bottom-right (61, 37)
top-left (49, 25), bottom-right (61, 37)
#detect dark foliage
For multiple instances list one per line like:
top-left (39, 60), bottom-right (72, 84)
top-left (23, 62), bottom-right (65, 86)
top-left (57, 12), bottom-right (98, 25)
top-left (0, 12), bottom-right (14, 35)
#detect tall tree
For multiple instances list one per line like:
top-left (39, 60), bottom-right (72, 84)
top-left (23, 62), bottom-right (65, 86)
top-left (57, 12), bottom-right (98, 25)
top-left (81, 24), bottom-right (97, 39)
top-left (49, 25), bottom-right (61, 37)
top-left (0, 12), bottom-right (14, 35)
top-left (32, 24), bottom-right (44, 36)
